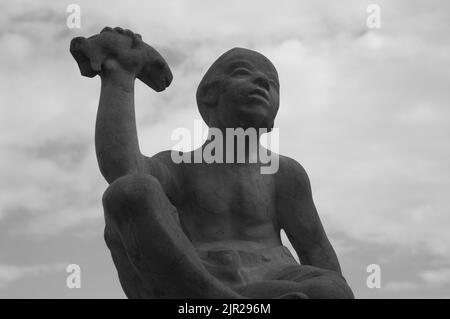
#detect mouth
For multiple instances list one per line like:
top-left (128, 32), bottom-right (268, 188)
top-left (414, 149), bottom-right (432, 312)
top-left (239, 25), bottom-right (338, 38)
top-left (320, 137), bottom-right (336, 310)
top-left (247, 88), bottom-right (270, 104)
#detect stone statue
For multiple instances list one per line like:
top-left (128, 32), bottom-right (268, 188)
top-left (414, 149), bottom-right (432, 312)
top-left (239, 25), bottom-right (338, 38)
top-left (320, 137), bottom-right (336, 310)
top-left (70, 27), bottom-right (354, 299)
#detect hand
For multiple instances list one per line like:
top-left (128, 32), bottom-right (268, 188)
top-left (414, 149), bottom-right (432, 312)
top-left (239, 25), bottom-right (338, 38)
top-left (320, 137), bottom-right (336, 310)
top-left (70, 27), bottom-right (172, 92)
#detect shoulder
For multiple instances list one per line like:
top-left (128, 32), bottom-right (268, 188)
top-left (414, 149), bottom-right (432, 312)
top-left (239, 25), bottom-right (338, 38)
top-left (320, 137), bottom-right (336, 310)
top-left (145, 150), bottom-right (179, 173)
top-left (278, 155), bottom-right (310, 181)
top-left (150, 150), bottom-right (181, 167)
top-left (276, 155), bottom-right (312, 195)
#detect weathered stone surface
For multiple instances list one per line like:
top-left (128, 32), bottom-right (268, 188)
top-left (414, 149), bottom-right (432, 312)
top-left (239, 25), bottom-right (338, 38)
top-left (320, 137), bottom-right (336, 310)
top-left (70, 27), bottom-right (354, 299)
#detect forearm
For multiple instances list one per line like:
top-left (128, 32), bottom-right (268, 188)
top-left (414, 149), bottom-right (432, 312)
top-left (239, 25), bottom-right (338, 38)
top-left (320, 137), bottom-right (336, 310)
top-left (96, 72), bottom-right (144, 183)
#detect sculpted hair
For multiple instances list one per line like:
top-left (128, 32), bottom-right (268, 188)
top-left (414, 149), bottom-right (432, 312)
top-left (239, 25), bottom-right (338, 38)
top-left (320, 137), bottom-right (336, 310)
top-left (196, 73), bottom-right (222, 127)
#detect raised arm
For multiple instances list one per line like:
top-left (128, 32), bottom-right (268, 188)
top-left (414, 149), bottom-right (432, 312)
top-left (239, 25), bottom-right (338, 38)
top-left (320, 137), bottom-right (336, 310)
top-left (277, 156), bottom-right (342, 274)
top-left (70, 27), bottom-right (173, 184)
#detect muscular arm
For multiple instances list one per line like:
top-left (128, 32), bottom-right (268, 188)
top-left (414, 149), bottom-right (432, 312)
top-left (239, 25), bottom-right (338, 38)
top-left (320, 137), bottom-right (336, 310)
top-left (71, 27), bottom-right (173, 186)
top-left (96, 68), bottom-right (183, 207)
top-left (277, 157), bottom-right (342, 274)
top-left (96, 71), bottom-right (144, 183)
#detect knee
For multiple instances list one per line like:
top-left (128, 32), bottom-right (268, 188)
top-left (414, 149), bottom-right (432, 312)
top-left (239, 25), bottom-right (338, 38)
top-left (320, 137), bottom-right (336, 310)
top-left (102, 173), bottom-right (164, 218)
top-left (308, 275), bottom-right (354, 299)
top-left (291, 266), bottom-right (354, 299)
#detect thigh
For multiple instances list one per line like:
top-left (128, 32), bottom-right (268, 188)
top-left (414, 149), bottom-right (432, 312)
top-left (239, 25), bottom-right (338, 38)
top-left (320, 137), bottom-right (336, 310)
top-left (236, 265), bottom-right (353, 299)
top-left (272, 264), bottom-right (338, 283)
top-left (234, 279), bottom-right (309, 299)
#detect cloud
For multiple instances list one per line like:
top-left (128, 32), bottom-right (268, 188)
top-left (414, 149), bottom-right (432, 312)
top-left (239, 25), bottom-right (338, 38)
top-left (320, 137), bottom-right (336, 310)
top-left (0, 263), bottom-right (67, 289)
top-left (0, 0), bottom-right (449, 298)
top-left (381, 268), bottom-right (450, 298)
top-left (384, 281), bottom-right (420, 293)
top-left (420, 268), bottom-right (450, 286)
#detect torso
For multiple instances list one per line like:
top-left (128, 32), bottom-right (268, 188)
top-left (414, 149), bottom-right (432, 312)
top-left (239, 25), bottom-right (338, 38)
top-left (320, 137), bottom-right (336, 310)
top-left (150, 151), bottom-right (298, 278)
top-left (178, 162), bottom-right (281, 251)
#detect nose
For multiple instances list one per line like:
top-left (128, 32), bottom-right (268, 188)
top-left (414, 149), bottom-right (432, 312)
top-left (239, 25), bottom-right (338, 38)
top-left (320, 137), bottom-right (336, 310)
top-left (252, 72), bottom-right (270, 91)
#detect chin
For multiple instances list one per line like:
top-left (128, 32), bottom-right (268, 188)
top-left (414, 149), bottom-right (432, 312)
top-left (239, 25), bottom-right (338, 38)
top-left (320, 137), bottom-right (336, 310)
top-left (235, 113), bottom-right (272, 131)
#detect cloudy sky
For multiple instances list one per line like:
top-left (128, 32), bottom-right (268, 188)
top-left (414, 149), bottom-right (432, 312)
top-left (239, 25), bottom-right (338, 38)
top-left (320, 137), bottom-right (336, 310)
top-left (1, 0), bottom-right (449, 298)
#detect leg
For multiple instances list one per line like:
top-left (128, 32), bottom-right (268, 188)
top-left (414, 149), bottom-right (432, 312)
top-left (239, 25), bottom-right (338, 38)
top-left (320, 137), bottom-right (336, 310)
top-left (102, 173), bottom-right (243, 299)
top-left (235, 265), bottom-right (354, 299)
top-left (278, 265), bottom-right (354, 299)
top-left (104, 226), bottom-right (156, 298)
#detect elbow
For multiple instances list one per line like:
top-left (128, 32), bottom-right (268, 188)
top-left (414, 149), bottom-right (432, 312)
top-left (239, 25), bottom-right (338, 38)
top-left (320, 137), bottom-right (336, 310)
top-left (100, 168), bottom-right (123, 185)
top-left (97, 152), bottom-right (145, 184)
top-left (99, 163), bottom-right (129, 184)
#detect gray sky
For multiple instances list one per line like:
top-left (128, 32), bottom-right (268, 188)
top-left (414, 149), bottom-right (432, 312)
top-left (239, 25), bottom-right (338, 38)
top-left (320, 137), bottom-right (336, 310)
top-left (1, 0), bottom-right (450, 298)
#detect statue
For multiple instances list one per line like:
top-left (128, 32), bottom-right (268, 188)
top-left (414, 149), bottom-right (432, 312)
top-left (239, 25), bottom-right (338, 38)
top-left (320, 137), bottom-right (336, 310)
top-left (70, 27), bottom-right (354, 299)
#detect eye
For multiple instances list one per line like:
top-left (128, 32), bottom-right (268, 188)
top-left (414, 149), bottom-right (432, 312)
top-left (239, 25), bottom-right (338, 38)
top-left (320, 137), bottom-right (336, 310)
top-left (231, 68), bottom-right (251, 76)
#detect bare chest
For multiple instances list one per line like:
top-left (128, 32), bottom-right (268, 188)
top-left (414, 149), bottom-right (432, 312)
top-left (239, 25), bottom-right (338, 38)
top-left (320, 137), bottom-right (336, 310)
top-left (179, 164), bottom-right (277, 230)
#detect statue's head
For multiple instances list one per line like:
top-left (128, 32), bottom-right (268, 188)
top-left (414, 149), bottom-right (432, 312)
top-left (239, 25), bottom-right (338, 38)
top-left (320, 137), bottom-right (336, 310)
top-left (196, 48), bottom-right (280, 131)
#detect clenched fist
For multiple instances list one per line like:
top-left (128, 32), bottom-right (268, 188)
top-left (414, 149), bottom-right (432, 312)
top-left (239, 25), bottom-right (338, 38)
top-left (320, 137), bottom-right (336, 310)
top-left (70, 27), bottom-right (172, 92)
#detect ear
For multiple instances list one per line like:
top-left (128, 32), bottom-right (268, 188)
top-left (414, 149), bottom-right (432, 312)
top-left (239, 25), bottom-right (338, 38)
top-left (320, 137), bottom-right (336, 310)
top-left (197, 80), bottom-right (220, 107)
top-left (196, 79), bottom-right (221, 126)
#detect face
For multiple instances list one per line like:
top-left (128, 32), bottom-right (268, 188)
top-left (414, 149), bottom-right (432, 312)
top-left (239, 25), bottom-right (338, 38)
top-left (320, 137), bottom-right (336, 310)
top-left (211, 50), bottom-right (280, 130)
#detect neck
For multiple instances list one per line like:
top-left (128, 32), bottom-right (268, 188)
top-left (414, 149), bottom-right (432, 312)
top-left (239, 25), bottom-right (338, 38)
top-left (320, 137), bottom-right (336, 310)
top-left (201, 126), bottom-right (266, 163)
